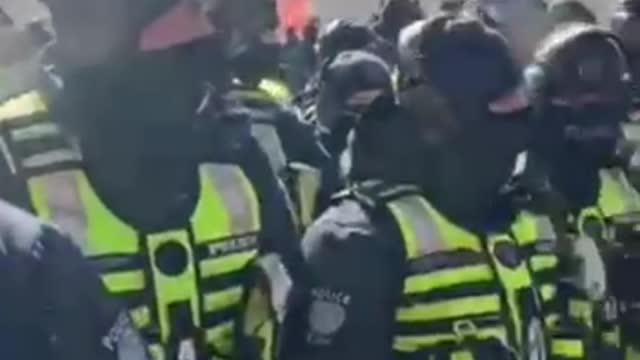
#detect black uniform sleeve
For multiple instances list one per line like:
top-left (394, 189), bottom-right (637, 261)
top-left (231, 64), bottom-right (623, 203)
top-left (0, 201), bottom-right (147, 360)
top-left (36, 226), bottom-right (148, 360)
top-left (283, 204), bottom-right (404, 360)
top-left (276, 109), bottom-right (329, 169)
top-left (239, 140), bottom-right (301, 263)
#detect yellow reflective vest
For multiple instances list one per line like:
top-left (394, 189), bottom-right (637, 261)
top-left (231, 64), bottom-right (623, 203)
top-left (356, 184), bottom-right (543, 360)
top-left (573, 168), bottom-right (640, 360)
top-left (227, 83), bottom-right (321, 232)
top-left (0, 90), bottom-right (286, 360)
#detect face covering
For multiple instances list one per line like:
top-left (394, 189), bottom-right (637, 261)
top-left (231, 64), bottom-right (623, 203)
top-left (533, 102), bottom-right (626, 207)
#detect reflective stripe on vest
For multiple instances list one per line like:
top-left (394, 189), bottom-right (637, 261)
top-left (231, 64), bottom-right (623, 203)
top-left (258, 79), bottom-right (292, 104)
top-left (0, 90), bottom-right (46, 121)
top-left (511, 212), bottom-right (559, 304)
top-left (0, 90), bottom-right (50, 175)
top-left (598, 168), bottom-right (640, 219)
top-left (251, 123), bottom-right (288, 174)
top-left (27, 163), bottom-right (262, 358)
top-left (386, 195), bottom-right (508, 354)
top-left (288, 162), bottom-right (321, 229)
top-left (242, 253), bottom-right (292, 360)
top-left (485, 233), bottom-right (536, 353)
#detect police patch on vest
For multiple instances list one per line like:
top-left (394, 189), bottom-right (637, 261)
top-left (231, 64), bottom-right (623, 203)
top-left (494, 242), bottom-right (521, 269)
top-left (309, 299), bottom-right (346, 336)
top-left (208, 235), bottom-right (257, 257)
top-left (306, 288), bottom-right (350, 345)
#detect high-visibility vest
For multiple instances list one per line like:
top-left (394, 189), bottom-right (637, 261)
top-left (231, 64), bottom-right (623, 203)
top-left (258, 78), bottom-right (293, 105)
top-left (352, 183), bottom-right (518, 359)
top-left (511, 212), bottom-right (570, 359)
top-left (0, 90), bottom-right (284, 360)
top-left (572, 168), bottom-right (640, 359)
top-left (227, 84), bottom-right (321, 232)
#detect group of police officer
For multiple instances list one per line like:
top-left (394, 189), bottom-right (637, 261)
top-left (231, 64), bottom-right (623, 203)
top-left (1, 0), bottom-right (640, 359)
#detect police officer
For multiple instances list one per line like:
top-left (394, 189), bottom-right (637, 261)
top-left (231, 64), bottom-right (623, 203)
top-left (223, 0), bottom-right (332, 231)
top-left (283, 13), bottom-right (549, 360)
top-left (0, 0), bottom-right (300, 359)
top-left (526, 23), bottom-right (636, 359)
top-left (0, 199), bottom-right (148, 360)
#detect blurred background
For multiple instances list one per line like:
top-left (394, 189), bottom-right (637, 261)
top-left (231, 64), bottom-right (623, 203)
top-left (0, 0), bottom-right (618, 27)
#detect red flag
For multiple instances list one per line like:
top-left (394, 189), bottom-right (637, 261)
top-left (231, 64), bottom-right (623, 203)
top-left (277, 0), bottom-right (313, 36)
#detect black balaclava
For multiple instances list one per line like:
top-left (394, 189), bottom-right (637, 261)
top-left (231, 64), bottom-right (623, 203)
top-left (315, 50), bottom-right (394, 158)
top-left (528, 25), bottom-right (631, 210)
top-left (372, 0), bottom-right (424, 45)
top-left (415, 15), bottom-right (530, 231)
top-left (44, 0), bottom-right (223, 228)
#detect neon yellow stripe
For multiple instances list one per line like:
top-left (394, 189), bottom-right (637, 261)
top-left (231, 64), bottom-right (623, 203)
top-left (200, 250), bottom-right (258, 278)
top-left (0, 91), bottom-right (46, 120)
top-left (206, 321), bottom-right (235, 356)
top-left (147, 230), bottom-right (201, 341)
top-left (396, 295), bottom-right (501, 322)
top-left (192, 167), bottom-right (232, 242)
top-left (393, 327), bottom-right (506, 352)
top-left (627, 346), bottom-right (640, 360)
top-left (452, 350), bottom-right (474, 360)
top-left (551, 339), bottom-right (584, 358)
top-left (148, 344), bottom-right (165, 360)
top-left (569, 299), bottom-right (593, 329)
top-left (203, 286), bottom-right (244, 312)
top-left (423, 199), bottom-right (482, 250)
top-left (27, 177), bottom-right (52, 221)
top-left (130, 306), bottom-right (151, 329)
top-left (77, 172), bottom-right (139, 256)
top-left (388, 203), bottom-right (420, 258)
top-left (404, 265), bottom-right (493, 294)
top-left (511, 212), bottom-right (538, 245)
top-left (599, 170), bottom-right (628, 217)
top-left (102, 271), bottom-right (145, 292)
top-left (602, 327), bottom-right (620, 347)
top-left (545, 314), bottom-right (560, 328)
top-left (237, 169), bottom-right (261, 231)
top-left (540, 284), bottom-right (557, 302)
top-left (531, 255), bottom-right (558, 272)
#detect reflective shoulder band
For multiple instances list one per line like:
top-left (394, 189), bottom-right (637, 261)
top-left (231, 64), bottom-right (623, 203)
top-left (387, 195), bottom-right (483, 259)
top-left (251, 123), bottom-right (287, 174)
top-left (198, 163), bottom-right (261, 238)
top-left (598, 168), bottom-right (640, 217)
top-left (0, 90), bottom-right (46, 121)
top-left (257, 253), bottom-right (292, 323)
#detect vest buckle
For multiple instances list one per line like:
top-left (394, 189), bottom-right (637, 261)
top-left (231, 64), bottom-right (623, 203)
top-left (453, 320), bottom-right (478, 343)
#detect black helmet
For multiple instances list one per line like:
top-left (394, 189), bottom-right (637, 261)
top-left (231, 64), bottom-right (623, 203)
top-left (318, 20), bottom-right (378, 63)
top-left (526, 24), bottom-right (632, 106)
top-left (397, 14), bottom-right (520, 104)
top-left (317, 50), bottom-right (394, 131)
